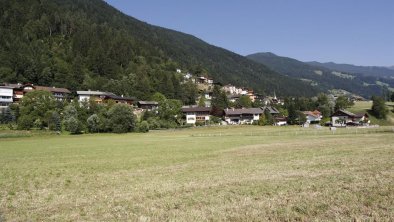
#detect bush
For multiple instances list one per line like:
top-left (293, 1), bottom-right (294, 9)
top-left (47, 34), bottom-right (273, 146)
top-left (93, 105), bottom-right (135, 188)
top-left (64, 116), bottom-right (82, 134)
top-left (108, 104), bottom-right (136, 133)
top-left (209, 116), bottom-right (222, 124)
top-left (87, 114), bottom-right (100, 133)
top-left (33, 119), bottom-right (43, 130)
top-left (17, 115), bottom-right (34, 130)
top-left (147, 117), bottom-right (161, 129)
top-left (47, 112), bottom-right (61, 132)
top-left (137, 121), bottom-right (149, 133)
top-left (195, 121), bottom-right (206, 126)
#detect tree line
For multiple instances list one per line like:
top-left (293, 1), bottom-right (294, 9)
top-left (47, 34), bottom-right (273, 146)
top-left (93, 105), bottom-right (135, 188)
top-left (1, 88), bottom-right (391, 133)
top-left (0, 90), bottom-right (186, 134)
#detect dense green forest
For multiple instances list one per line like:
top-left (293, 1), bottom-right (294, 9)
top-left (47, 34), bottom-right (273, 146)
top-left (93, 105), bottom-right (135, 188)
top-left (247, 52), bottom-right (390, 98)
top-left (0, 0), bottom-right (319, 100)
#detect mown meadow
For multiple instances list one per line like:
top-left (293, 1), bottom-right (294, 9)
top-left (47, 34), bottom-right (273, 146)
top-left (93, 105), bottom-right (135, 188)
top-left (0, 125), bottom-right (393, 221)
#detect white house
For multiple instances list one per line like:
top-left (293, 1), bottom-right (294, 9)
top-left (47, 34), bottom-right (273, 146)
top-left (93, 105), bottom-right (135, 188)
top-left (275, 116), bottom-right (287, 126)
top-left (183, 73), bottom-right (193, 80)
top-left (0, 86), bottom-right (14, 108)
top-left (330, 109), bottom-right (369, 127)
top-left (203, 92), bottom-right (212, 100)
top-left (227, 94), bottom-right (240, 103)
top-left (76, 91), bottom-right (115, 103)
top-left (302, 110), bottom-right (322, 124)
top-left (182, 107), bottom-right (211, 124)
top-left (223, 84), bottom-right (243, 95)
top-left (224, 108), bottom-right (263, 124)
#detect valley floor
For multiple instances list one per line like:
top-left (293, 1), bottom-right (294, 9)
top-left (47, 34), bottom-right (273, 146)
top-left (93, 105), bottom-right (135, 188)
top-left (0, 126), bottom-right (393, 221)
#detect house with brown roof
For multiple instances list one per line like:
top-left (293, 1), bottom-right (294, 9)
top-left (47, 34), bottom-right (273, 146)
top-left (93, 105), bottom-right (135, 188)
top-left (302, 110), bottom-right (322, 124)
top-left (182, 107), bottom-right (211, 124)
top-left (76, 90), bottom-right (137, 105)
top-left (33, 85), bottom-right (71, 101)
top-left (103, 95), bottom-right (137, 105)
top-left (330, 109), bottom-right (369, 127)
top-left (4, 83), bottom-right (71, 102)
top-left (224, 108), bottom-right (264, 124)
top-left (137, 101), bottom-right (159, 111)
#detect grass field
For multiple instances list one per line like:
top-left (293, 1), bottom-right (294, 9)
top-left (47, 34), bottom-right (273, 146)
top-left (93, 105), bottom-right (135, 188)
top-left (1, 126), bottom-right (393, 221)
top-left (348, 101), bottom-right (394, 126)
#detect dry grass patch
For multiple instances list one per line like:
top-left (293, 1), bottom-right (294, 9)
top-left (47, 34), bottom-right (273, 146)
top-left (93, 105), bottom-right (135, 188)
top-left (0, 126), bottom-right (393, 221)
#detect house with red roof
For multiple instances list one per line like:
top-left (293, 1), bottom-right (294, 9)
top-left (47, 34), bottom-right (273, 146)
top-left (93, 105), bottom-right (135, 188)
top-left (302, 110), bottom-right (322, 124)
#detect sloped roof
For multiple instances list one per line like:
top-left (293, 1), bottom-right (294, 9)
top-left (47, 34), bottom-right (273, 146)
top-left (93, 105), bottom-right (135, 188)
top-left (104, 95), bottom-right (137, 101)
top-left (77, 91), bottom-right (115, 96)
top-left (303, 110), bottom-right (322, 118)
top-left (2, 83), bottom-right (22, 88)
top-left (138, 101), bottom-right (159, 105)
top-left (35, 86), bottom-right (71, 93)
top-left (182, 107), bottom-right (211, 113)
top-left (331, 109), bottom-right (366, 118)
top-left (224, 108), bottom-right (264, 115)
top-left (0, 85), bottom-right (15, 89)
top-left (261, 106), bottom-right (280, 114)
top-left (227, 94), bottom-right (241, 99)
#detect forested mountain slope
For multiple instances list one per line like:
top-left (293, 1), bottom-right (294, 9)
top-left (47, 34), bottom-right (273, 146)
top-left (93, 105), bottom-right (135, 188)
top-left (0, 0), bottom-right (319, 99)
top-left (247, 52), bottom-right (387, 98)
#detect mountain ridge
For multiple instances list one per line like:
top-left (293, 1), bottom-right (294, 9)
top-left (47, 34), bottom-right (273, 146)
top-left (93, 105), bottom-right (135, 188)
top-left (307, 61), bottom-right (394, 78)
top-left (247, 52), bottom-right (390, 98)
top-left (0, 0), bottom-right (319, 98)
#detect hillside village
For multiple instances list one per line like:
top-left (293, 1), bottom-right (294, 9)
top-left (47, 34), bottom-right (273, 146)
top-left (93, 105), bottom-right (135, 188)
top-left (1, 68), bottom-right (380, 134)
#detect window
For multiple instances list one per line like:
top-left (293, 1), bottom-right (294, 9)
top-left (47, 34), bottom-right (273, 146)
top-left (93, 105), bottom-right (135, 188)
top-left (196, 116), bottom-right (206, 121)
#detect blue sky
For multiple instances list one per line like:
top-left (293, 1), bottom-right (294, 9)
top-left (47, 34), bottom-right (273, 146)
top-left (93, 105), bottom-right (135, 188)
top-left (104, 0), bottom-right (394, 66)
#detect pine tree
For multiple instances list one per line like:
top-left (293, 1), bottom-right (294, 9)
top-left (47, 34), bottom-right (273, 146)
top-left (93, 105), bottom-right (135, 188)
top-left (2, 107), bottom-right (15, 124)
top-left (198, 96), bottom-right (206, 107)
top-left (211, 85), bottom-right (229, 116)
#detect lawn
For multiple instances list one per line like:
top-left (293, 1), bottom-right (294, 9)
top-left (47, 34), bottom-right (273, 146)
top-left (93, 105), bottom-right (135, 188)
top-left (0, 126), bottom-right (393, 221)
top-left (348, 101), bottom-right (394, 126)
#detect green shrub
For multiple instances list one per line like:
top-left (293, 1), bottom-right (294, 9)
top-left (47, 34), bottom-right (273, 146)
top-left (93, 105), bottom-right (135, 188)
top-left (64, 116), bottom-right (82, 134)
top-left (108, 104), bottom-right (136, 133)
top-left (87, 114), bottom-right (100, 133)
top-left (147, 117), bottom-right (160, 129)
top-left (209, 116), bottom-right (222, 124)
top-left (33, 119), bottom-right (43, 130)
top-left (195, 121), bottom-right (206, 126)
top-left (17, 115), bottom-right (34, 130)
top-left (137, 121), bottom-right (149, 133)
